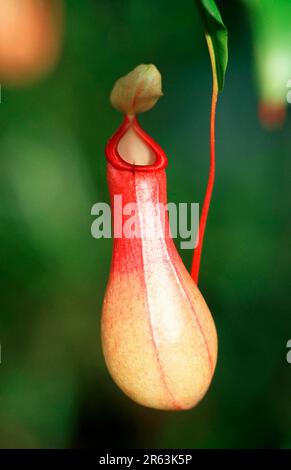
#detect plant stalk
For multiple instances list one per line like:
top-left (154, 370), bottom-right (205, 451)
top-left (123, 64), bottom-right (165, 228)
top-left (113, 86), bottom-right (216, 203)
top-left (191, 35), bottom-right (218, 284)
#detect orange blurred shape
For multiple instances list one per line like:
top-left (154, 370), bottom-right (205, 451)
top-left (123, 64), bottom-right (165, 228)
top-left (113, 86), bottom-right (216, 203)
top-left (259, 102), bottom-right (286, 130)
top-left (0, 0), bottom-right (63, 86)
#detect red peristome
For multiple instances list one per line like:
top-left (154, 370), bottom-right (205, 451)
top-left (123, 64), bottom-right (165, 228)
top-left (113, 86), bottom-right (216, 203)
top-left (101, 116), bottom-right (217, 410)
top-left (105, 115), bottom-right (167, 172)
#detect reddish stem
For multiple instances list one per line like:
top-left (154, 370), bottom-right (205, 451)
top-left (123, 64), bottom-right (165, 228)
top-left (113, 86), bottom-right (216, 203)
top-left (191, 84), bottom-right (218, 284)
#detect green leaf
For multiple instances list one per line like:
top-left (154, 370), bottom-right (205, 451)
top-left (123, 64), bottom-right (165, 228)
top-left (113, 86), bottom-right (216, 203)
top-left (196, 0), bottom-right (228, 91)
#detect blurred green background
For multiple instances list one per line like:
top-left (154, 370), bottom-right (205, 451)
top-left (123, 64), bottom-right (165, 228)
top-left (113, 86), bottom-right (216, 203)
top-left (0, 0), bottom-right (290, 449)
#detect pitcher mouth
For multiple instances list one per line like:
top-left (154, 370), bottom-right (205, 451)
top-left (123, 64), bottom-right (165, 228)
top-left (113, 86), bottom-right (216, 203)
top-left (105, 115), bottom-right (168, 172)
